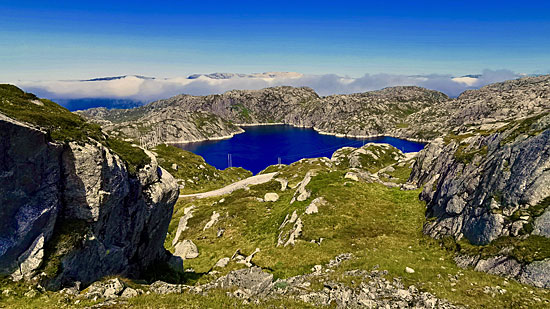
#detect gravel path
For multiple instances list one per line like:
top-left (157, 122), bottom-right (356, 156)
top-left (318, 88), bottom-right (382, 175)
top-left (179, 172), bottom-right (278, 199)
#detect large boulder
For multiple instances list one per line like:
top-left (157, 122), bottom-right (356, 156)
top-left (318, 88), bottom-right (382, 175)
top-left (0, 112), bottom-right (179, 289)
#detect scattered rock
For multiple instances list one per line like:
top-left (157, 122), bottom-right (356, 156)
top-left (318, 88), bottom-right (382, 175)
top-left (85, 278), bottom-right (126, 299)
top-left (344, 172), bottom-right (359, 181)
top-left (219, 267), bottom-right (273, 295)
top-left (305, 197), bottom-right (326, 215)
top-left (214, 257), bottom-right (230, 268)
top-left (174, 240), bottom-right (199, 259)
top-left (120, 287), bottom-right (139, 298)
top-left (149, 281), bottom-right (185, 295)
top-left (24, 289), bottom-right (39, 298)
top-left (203, 211), bottom-right (220, 230)
top-left (405, 267), bottom-right (415, 274)
top-left (172, 206), bottom-right (195, 246)
top-left (264, 193), bottom-right (280, 202)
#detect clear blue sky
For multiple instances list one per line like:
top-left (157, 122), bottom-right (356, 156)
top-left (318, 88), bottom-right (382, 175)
top-left (1, 0), bottom-right (549, 81)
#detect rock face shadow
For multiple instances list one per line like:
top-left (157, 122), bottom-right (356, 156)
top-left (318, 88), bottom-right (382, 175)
top-left (0, 115), bottom-right (179, 289)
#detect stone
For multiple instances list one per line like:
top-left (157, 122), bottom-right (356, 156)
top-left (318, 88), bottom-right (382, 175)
top-left (203, 211), bottom-right (220, 230)
top-left (11, 234), bottom-right (45, 281)
top-left (474, 256), bottom-right (522, 278)
top-left (243, 248), bottom-right (260, 267)
top-left (291, 172), bottom-right (313, 203)
top-left (120, 287), bottom-right (139, 298)
top-left (305, 197), bottom-right (327, 215)
top-left (275, 178), bottom-right (288, 191)
top-left (172, 206), bottom-right (195, 246)
top-left (405, 267), bottom-right (415, 274)
top-left (284, 218), bottom-right (303, 247)
top-left (344, 172), bottom-right (359, 181)
top-left (533, 209), bottom-right (550, 237)
top-left (150, 281), bottom-right (185, 294)
top-left (174, 240), bottom-right (199, 259)
top-left (171, 163), bottom-right (178, 171)
top-left (264, 192), bottom-right (279, 202)
top-left (220, 267), bottom-right (273, 295)
top-left (214, 257), bottom-right (230, 268)
top-left (519, 259), bottom-right (550, 288)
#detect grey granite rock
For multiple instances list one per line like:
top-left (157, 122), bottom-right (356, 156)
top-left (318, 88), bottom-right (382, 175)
top-left (0, 112), bottom-right (179, 289)
top-left (174, 240), bottom-right (199, 260)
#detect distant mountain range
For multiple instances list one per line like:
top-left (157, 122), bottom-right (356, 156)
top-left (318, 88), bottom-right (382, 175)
top-left (15, 70), bottom-right (534, 110)
top-left (187, 72), bottom-right (304, 80)
top-left (81, 75), bottom-right (156, 82)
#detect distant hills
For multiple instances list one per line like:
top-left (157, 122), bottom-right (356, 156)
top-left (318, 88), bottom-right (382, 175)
top-left (15, 70), bottom-right (530, 110)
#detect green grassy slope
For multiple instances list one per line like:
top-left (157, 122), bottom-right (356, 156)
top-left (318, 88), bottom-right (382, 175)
top-left (0, 84), bottom-right (150, 175)
top-left (160, 146), bottom-right (550, 308)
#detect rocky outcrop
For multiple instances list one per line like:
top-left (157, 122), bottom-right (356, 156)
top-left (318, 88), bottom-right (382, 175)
top-left (78, 108), bottom-right (243, 148)
top-left (0, 112), bottom-right (179, 289)
top-left (0, 114), bottom-right (63, 278)
top-left (135, 254), bottom-right (460, 308)
top-left (411, 114), bottom-right (550, 244)
top-left (410, 112), bottom-right (550, 286)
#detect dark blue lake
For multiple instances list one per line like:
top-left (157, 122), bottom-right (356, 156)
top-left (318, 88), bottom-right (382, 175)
top-left (175, 125), bottom-right (424, 174)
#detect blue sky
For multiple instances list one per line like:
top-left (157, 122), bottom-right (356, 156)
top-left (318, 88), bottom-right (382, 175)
top-left (1, 0), bottom-right (549, 81)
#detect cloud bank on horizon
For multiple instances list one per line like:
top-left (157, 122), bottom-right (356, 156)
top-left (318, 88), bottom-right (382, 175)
top-left (16, 69), bottom-right (524, 108)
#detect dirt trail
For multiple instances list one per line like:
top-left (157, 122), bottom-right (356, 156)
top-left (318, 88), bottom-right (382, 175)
top-left (179, 172), bottom-right (278, 199)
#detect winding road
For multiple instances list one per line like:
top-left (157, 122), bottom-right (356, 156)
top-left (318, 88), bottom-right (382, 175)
top-left (179, 172), bottom-right (278, 199)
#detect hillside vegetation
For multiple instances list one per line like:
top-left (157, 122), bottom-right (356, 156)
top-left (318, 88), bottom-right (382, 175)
top-left (0, 84), bottom-right (150, 175)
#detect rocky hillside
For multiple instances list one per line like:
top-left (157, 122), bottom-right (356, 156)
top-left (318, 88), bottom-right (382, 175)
top-left (43, 143), bottom-right (545, 308)
top-left (79, 75), bottom-right (550, 146)
top-left (410, 110), bottom-right (550, 287)
top-left (0, 85), bottom-right (179, 289)
top-left (79, 85), bottom-right (449, 144)
top-left (406, 75), bottom-right (550, 138)
top-left (78, 106), bottom-right (243, 148)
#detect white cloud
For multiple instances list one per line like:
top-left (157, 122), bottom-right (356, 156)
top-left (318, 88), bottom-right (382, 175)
top-left (16, 69), bottom-right (523, 105)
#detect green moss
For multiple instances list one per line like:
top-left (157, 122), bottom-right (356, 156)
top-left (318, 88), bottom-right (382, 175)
top-left (498, 113), bottom-right (549, 145)
top-left (230, 103), bottom-right (252, 121)
top-left (454, 145), bottom-right (488, 164)
top-left (105, 138), bottom-right (151, 175)
top-left (458, 235), bottom-right (550, 264)
top-left (0, 84), bottom-right (104, 143)
top-left (0, 84), bottom-right (151, 177)
top-left (40, 220), bottom-right (89, 279)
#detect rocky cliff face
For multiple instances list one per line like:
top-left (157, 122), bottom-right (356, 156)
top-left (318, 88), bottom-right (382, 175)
top-left (410, 112), bottom-right (550, 286)
top-left (0, 87), bottom-right (179, 289)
